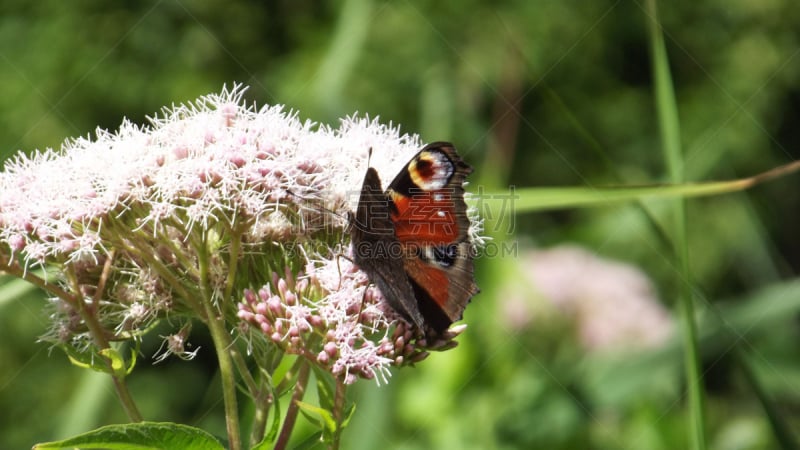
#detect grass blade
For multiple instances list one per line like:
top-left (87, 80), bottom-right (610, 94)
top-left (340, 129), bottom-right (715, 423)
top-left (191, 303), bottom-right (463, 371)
top-left (645, 1), bottom-right (707, 449)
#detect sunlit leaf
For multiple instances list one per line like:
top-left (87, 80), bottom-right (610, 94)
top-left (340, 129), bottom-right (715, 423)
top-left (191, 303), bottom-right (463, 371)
top-left (33, 422), bottom-right (224, 450)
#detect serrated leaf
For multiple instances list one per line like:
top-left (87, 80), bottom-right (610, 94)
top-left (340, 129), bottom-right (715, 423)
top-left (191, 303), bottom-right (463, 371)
top-left (33, 421), bottom-right (224, 450)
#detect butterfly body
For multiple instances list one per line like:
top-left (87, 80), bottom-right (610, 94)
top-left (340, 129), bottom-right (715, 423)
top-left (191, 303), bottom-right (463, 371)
top-left (351, 142), bottom-right (478, 334)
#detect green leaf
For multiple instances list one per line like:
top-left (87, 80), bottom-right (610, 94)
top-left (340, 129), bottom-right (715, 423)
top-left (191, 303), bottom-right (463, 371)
top-left (99, 348), bottom-right (126, 377)
top-left (127, 342), bottom-right (139, 375)
top-left (33, 421), bottom-right (224, 450)
top-left (64, 346), bottom-right (108, 373)
top-left (272, 354), bottom-right (298, 391)
top-left (64, 345), bottom-right (137, 377)
top-left (340, 402), bottom-right (356, 430)
top-left (311, 365), bottom-right (336, 411)
top-left (292, 431), bottom-right (323, 450)
top-left (250, 438), bottom-right (271, 450)
top-left (295, 401), bottom-right (337, 435)
top-left (735, 349), bottom-right (800, 450)
top-left (251, 395), bottom-right (282, 449)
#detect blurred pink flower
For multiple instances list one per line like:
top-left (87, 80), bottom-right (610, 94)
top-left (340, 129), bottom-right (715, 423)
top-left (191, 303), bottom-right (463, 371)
top-left (504, 245), bottom-right (673, 352)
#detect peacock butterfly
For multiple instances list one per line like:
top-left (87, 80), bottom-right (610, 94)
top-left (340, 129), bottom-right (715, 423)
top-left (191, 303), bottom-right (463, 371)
top-left (350, 142), bottom-right (479, 335)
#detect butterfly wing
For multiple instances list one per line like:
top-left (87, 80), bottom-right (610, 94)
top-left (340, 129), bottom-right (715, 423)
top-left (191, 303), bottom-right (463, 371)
top-left (386, 143), bottom-right (479, 332)
top-left (350, 167), bottom-right (425, 329)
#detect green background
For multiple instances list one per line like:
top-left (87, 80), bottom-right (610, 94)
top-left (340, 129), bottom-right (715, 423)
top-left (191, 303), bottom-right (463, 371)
top-left (1, 1), bottom-right (799, 448)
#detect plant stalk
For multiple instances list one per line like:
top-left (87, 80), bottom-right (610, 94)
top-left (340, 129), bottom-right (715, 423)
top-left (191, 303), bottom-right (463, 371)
top-left (65, 264), bottom-right (143, 422)
top-left (646, 1), bottom-right (707, 449)
top-left (196, 234), bottom-right (242, 450)
top-left (330, 378), bottom-right (347, 450)
top-left (274, 362), bottom-right (311, 450)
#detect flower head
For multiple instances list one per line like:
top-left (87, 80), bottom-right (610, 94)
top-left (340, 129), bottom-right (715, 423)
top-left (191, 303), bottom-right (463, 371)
top-left (1, 84), bottom-right (476, 383)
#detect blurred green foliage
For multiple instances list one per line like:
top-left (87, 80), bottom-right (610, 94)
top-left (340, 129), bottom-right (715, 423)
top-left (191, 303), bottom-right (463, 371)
top-left (1, 0), bottom-right (799, 449)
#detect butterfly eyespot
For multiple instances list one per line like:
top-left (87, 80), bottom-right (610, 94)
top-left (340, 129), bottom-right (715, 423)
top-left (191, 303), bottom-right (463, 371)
top-left (409, 151), bottom-right (454, 190)
top-left (422, 244), bottom-right (457, 268)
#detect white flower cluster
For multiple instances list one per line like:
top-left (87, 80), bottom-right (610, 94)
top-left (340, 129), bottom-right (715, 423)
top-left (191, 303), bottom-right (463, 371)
top-left (0, 85), bottom-right (473, 384)
top-left (0, 84), bottom-right (426, 270)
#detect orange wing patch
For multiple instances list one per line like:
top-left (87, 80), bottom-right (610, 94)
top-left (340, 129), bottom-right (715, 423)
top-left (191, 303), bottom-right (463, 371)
top-left (390, 190), bottom-right (459, 245)
top-left (402, 256), bottom-right (451, 312)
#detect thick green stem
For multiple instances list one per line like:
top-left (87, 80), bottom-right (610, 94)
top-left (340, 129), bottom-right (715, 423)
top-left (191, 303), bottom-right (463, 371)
top-left (107, 369), bottom-right (143, 422)
top-left (196, 235), bottom-right (242, 450)
top-left (204, 305), bottom-right (243, 450)
top-left (224, 224), bottom-right (271, 446)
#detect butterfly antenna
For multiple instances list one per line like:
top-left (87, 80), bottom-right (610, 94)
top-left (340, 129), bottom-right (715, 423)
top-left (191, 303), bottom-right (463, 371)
top-left (357, 284), bottom-right (369, 326)
top-left (335, 251), bottom-right (344, 290)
